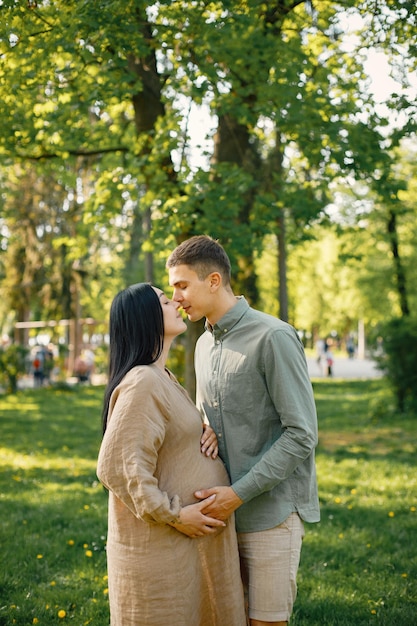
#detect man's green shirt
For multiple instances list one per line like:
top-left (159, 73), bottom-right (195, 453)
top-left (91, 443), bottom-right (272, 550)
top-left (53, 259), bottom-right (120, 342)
top-left (195, 297), bottom-right (320, 533)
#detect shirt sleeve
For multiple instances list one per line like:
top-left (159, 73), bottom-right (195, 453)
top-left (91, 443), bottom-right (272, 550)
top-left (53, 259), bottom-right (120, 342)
top-left (96, 369), bottom-right (181, 524)
top-left (232, 327), bottom-right (318, 503)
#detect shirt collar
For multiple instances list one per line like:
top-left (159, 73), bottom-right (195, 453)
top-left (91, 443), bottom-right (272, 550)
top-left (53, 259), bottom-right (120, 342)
top-left (205, 296), bottom-right (249, 339)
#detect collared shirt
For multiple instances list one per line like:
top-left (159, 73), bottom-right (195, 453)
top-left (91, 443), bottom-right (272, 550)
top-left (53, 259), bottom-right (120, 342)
top-left (195, 296), bottom-right (320, 533)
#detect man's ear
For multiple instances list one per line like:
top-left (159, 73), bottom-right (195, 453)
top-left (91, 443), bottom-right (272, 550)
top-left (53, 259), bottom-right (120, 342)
top-left (208, 272), bottom-right (222, 292)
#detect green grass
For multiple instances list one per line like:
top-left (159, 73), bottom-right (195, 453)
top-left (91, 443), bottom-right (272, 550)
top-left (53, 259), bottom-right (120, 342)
top-left (295, 379), bottom-right (417, 625)
top-left (0, 379), bottom-right (416, 625)
top-left (0, 386), bottom-right (108, 626)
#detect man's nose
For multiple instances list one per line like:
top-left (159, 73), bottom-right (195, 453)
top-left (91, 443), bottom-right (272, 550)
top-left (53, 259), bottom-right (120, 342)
top-left (172, 289), bottom-right (182, 302)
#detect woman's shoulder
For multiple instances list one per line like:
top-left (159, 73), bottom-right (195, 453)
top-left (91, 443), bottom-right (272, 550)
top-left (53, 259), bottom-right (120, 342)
top-left (109, 366), bottom-right (161, 400)
top-left (110, 365), bottom-right (169, 411)
top-left (123, 364), bottom-right (161, 385)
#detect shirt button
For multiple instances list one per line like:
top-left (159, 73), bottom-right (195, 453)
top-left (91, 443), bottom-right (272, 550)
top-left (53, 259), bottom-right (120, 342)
top-left (218, 433), bottom-right (222, 438)
top-left (213, 400), bottom-right (218, 407)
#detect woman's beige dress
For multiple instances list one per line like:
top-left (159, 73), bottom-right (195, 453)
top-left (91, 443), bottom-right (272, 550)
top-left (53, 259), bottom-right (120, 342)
top-left (97, 364), bottom-right (246, 626)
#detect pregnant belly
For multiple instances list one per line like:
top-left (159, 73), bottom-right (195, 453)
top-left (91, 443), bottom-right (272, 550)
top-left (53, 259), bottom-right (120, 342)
top-left (158, 454), bottom-right (230, 506)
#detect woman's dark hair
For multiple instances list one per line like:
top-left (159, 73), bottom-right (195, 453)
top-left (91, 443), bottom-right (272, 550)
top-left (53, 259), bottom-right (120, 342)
top-left (101, 283), bottom-right (163, 434)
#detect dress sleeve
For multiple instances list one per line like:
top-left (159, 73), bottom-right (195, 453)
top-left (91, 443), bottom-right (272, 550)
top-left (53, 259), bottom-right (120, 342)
top-left (232, 327), bottom-right (318, 502)
top-left (96, 368), bottom-right (181, 524)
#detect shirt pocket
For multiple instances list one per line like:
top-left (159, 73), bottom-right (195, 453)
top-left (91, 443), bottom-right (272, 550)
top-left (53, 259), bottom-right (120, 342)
top-left (221, 371), bottom-right (256, 419)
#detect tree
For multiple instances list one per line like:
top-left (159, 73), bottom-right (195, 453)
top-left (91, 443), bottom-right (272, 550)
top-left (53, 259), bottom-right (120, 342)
top-left (0, 344), bottom-right (28, 394)
top-left (1, 0), bottom-right (416, 391)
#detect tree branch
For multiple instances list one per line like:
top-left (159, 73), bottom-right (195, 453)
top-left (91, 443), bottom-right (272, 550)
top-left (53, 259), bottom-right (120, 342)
top-left (16, 146), bottom-right (129, 161)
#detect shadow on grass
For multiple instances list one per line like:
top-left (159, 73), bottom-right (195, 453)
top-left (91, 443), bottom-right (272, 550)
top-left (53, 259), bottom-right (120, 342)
top-left (0, 385), bottom-right (104, 458)
top-left (313, 378), bottom-right (416, 466)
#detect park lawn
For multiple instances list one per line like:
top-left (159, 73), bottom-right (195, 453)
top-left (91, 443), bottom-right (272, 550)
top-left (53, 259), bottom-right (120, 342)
top-left (0, 386), bottom-right (108, 626)
top-left (0, 379), bottom-right (416, 625)
top-left (296, 379), bottom-right (417, 625)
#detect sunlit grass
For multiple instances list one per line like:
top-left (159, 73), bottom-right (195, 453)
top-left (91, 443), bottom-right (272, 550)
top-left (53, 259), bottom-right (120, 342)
top-left (1, 380), bottom-right (416, 625)
top-left (0, 386), bottom-right (108, 626)
top-left (294, 379), bottom-right (417, 625)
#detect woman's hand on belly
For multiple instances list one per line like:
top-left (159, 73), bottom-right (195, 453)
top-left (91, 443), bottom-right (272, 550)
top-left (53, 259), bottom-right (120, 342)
top-left (200, 423), bottom-right (218, 458)
top-left (169, 495), bottom-right (226, 538)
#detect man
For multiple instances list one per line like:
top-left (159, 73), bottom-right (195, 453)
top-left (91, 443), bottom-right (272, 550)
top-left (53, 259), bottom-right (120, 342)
top-left (167, 235), bottom-right (320, 626)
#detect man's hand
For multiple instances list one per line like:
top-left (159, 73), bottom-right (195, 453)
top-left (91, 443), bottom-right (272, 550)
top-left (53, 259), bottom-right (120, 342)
top-left (200, 423), bottom-right (218, 458)
top-left (170, 495), bottom-right (226, 538)
top-left (194, 486), bottom-right (243, 521)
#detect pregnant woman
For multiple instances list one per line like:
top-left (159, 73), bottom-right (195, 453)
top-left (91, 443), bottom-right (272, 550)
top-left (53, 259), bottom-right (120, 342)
top-left (97, 283), bottom-right (246, 626)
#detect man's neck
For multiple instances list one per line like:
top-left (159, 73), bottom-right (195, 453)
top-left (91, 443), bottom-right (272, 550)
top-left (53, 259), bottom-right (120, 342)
top-left (206, 293), bottom-right (239, 327)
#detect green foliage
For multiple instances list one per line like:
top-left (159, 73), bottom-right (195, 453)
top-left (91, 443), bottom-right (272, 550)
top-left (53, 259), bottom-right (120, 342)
top-left (0, 344), bottom-right (28, 394)
top-left (376, 316), bottom-right (417, 412)
top-left (0, 0), bottom-right (416, 345)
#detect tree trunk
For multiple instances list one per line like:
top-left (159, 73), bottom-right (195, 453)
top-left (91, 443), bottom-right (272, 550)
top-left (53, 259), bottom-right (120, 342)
top-left (387, 209), bottom-right (409, 316)
top-left (143, 206), bottom-right (154, 283)
top-left (277, 211), bottom-right (288, 321)
top-left (266, 127), bottom-right (288, 321)
top-left (183, 319), bottom-right (205, 402)
top-left (126, 15), bottom-right (176, 287)
top-left (212, 113), bottom-right (259, 305)
top-left (123, 205), bottom-right (147, 285)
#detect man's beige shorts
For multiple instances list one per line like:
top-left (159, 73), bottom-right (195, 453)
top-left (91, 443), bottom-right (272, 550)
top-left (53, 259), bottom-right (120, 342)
top-left (237, 513), bottom-right (305, 622)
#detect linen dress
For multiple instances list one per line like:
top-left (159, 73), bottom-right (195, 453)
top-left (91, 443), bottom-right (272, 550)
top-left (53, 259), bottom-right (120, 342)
top-left (97, 364), bottom-right (246, 626)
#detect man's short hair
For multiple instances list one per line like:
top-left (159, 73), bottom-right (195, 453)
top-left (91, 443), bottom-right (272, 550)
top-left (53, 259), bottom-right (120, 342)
top-left (167, 235), bottom-right (231, 284)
